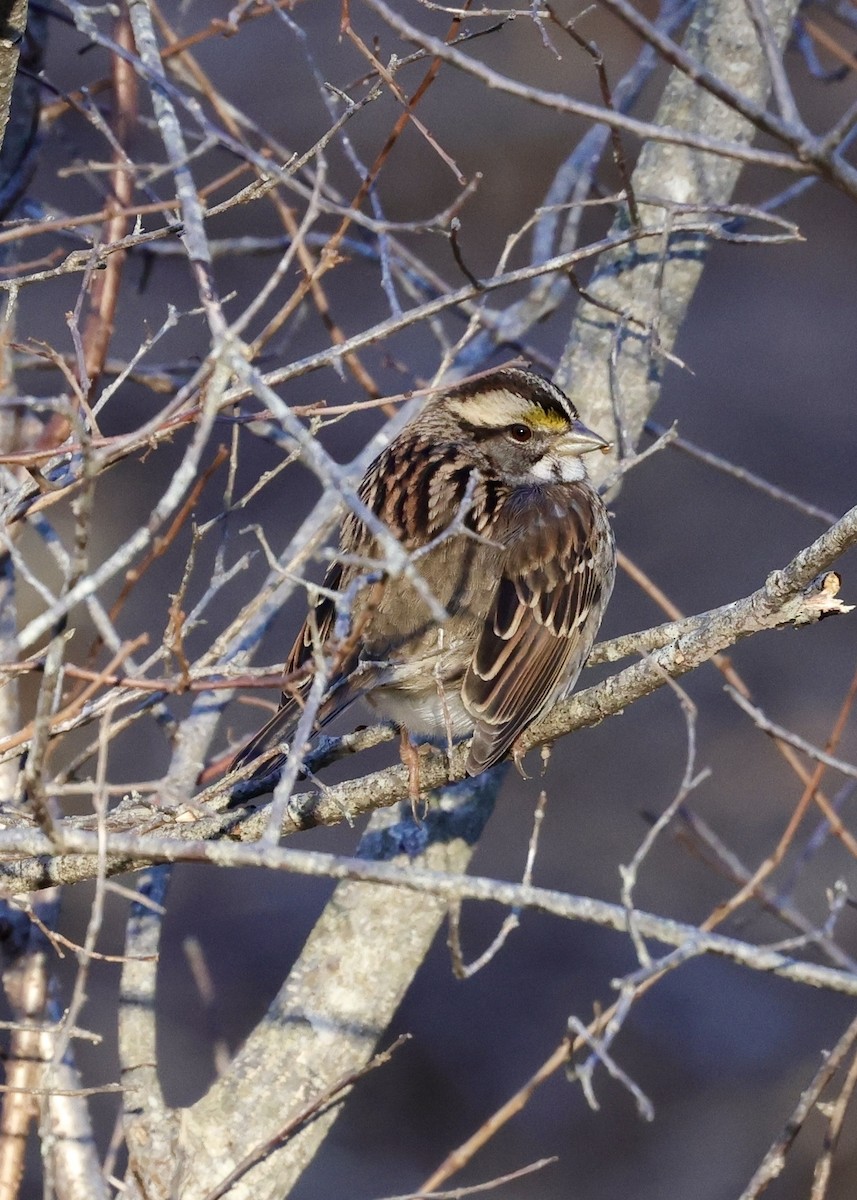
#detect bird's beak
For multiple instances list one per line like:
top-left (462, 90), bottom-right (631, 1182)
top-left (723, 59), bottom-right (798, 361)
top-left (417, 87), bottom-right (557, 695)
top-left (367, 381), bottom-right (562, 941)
top-left (563, 418), bottom-right (612, 456)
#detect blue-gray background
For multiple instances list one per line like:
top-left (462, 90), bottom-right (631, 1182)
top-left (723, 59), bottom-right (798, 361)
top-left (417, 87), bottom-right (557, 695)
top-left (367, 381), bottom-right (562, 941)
top-left (15, 1), bottom-right (857, 1195)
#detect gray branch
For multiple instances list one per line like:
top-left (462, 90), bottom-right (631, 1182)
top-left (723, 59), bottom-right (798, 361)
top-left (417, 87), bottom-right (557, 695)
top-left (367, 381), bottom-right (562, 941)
top-left (0, 510), bottom-right (853, 892)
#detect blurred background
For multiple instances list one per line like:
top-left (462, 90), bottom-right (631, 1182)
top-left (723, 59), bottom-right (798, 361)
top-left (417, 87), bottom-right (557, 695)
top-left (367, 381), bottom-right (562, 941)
top-left (8, 0), bottom-right (857, 1195)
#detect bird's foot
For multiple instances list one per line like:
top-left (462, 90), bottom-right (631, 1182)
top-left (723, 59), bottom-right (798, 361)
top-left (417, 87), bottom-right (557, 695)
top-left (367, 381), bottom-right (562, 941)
top-left (511, 739), bottom-right (531, 779)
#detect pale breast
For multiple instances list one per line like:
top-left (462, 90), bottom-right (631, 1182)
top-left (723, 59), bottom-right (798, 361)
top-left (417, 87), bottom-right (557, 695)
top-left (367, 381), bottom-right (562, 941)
top-left (365, 671), bottom-right (475, 740)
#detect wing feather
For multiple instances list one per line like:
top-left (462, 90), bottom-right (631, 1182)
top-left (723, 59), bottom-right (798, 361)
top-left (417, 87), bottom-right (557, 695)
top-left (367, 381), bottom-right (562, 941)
top-left (463, 483), bottom-right (612, 774)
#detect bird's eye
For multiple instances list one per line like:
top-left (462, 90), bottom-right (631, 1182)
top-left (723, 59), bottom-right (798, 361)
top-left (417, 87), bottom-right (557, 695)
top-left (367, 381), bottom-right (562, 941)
top-left (507, 424), bottom-right (532, 443)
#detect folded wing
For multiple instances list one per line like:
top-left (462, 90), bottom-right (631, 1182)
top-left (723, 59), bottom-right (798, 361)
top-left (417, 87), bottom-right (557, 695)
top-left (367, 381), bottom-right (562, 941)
top-left (463, 483), bottom-right (612, 774)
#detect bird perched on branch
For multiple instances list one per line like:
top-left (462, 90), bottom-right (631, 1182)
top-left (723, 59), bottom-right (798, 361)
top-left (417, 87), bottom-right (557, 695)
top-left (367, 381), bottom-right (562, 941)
top-left (231, 366), bottom-right (615, 782)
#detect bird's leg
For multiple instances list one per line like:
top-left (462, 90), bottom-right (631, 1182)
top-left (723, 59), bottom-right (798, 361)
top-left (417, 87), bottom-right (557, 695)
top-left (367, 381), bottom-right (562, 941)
top-left (398, 727), bottom-right (425, 822)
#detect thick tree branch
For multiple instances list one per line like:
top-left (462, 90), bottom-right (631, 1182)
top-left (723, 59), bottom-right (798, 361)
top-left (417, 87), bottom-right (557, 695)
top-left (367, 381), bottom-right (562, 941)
top-left (557, 0), bottom-right (800, 477)
top-left (0, 506), bottom-right (853, 892)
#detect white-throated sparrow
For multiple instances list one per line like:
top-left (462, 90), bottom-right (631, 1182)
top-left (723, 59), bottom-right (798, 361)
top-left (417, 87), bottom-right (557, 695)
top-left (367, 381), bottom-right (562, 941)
top-left (232, 366), bottom-right (615, 779)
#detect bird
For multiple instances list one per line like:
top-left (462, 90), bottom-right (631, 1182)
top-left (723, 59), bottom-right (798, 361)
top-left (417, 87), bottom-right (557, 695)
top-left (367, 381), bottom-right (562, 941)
top-left (231, 366), bottom-right (616, 782)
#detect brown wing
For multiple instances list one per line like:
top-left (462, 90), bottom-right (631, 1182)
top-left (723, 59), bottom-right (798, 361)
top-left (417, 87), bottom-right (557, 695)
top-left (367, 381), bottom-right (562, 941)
top-left (463, 483), bottom-right (613, 774)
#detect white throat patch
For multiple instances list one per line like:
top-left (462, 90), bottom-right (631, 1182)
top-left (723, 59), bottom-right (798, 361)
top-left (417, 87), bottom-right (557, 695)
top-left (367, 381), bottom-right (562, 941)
top-left (531, 454), bottom-right (587, 483)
